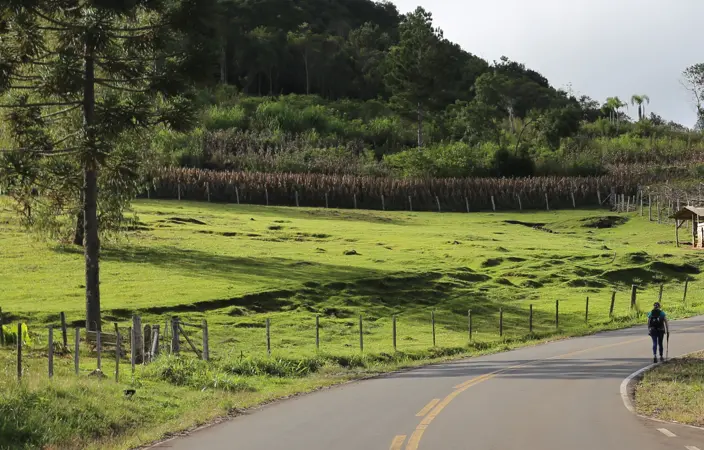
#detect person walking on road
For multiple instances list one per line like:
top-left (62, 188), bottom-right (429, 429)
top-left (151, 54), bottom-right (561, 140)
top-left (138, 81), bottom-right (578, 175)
top-left (647, 302), bottom-right (669, 363)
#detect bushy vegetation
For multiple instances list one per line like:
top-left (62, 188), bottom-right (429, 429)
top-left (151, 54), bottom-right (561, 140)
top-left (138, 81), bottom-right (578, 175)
top-left (151, 91), bottom-right (704, 180)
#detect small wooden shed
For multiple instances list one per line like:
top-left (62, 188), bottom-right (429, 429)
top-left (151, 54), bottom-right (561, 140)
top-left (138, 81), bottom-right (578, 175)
top-left (670, 206), bottom-right (704, 248)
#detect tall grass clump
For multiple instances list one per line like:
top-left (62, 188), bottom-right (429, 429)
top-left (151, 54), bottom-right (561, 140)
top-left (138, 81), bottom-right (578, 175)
top-left (202, 105), bottom-right (249, 131)
top-left (144, 355), bottom-right (256, 392)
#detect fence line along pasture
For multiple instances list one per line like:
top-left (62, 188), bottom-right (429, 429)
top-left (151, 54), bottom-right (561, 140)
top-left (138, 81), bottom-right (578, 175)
top-left (1, 279), bottom-right (695, 383)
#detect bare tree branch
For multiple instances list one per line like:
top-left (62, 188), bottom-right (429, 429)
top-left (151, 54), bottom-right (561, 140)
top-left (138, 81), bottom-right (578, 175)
top-left (96, 81), bottom-right (151, 93)
top-left (0, 101), bottom-right (82, 108)
top-left (41, 104), bottom-right (81, 119)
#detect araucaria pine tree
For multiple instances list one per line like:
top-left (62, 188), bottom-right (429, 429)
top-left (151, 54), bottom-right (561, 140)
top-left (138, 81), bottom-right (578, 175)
top-left (0, 0), bottom-right (216, 331)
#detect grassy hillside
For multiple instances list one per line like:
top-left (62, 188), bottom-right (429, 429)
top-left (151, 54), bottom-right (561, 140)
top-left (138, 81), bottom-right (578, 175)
top-left (2, 197), bottom-right (704, 448)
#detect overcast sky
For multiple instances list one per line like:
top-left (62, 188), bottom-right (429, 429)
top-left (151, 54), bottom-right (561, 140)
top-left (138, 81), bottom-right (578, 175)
top-left (391, 0), bottom-right (703, 127)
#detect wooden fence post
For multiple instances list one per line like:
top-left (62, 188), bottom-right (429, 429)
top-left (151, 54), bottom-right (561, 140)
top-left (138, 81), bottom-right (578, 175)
top-left (499, 308), bottom-right (503, 337)
top-left (381, 194), bottom-right (385, 211)
top-left (265, 187), bottom-right (269, 206)
top-left (392, 315), bottom-right (397, 351)
top-left (517, 194), bottom-right (522, 211)
top-left (409, 196), bottom-right (413, 212)
top-left (465, 197), bottom-right (470, 213)
top-left (235, 186), bottom-right (240, 205)
top-left (74, 327), bottom-right (80, 375)
top-left (585, 297), bottom-right (589, 324)
top-left (571, 191), bottom-right (576, 209)
top-left (17, 322), bottom-right (22, 381)
top-left (353, 194), bottom-right (357, 209)
top-left (60, 312), bottom-right (68, 349)
top-left (529, 304), bottom-right (533, 334)
top-left (545, 193), bottom-right (550, 211)
top-left (266, 318), bottom-right (271, 356)
top-left (316, 315), bottom-right (320, 351)
top-left (597, 190), bottom-right (602, 205)
top-left (143, 325), bottom-right (151, 363)
top-left (295, 191), bottom-right (300, 207)
top-left (114, 323), bottom-right (120, 382)
top-left (171, 317), bottom-right (180, 354)
top-left (555, 300), bottom-right (559, 330)
top-left (206, 182), bottom-right (210, 202)
top-left (491, 196), bottom-right (496, 212)
top-left (610, 291), bottom-right (616, 318)
top-left (132, 315), bottom-right (143, 364)
top-left (683, 279), bottom-right (689, 307)
top-left (630, 285), bottom-right (637, 310)
top-left (649, 194), bottom-right (653, 221)
top-left (436, 196), bottom-right (441, 213)
top-left (325, 193), bottom-right (328, 209)
top-left (640, 191), bottom-right (644, 216)
top-left (48, 325), bottom-right (54, 379)
top-left (96, 327), bottom-right (102, 370)
top-left (177, 183), bottom-right (181, 201)
top-left (359, 315), bottom-right (363, 352)
top-left (202, 320), bottom-right (209, 361)
top-left (151, 325), bottom-right (160, 360)
top-left (657, 196), bottom-right (661, 223)
top-left (431, 311), bottom-right (436, 347)
top-left (130, 326), bottom-right (135, 374)
top-left (468, 309), bottom-right (472, 341)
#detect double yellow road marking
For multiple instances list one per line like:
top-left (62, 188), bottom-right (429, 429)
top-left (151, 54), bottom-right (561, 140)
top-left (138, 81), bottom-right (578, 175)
top-left (415, 399), bottom-right (440, 417)
top-left (389, 435), bottom-right (406, 450)
top-left (397, 323), bottom-right (704, 450)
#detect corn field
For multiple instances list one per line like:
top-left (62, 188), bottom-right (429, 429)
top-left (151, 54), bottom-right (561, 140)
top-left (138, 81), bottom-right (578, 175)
top-left (144, 167), bottom-right (659, 212)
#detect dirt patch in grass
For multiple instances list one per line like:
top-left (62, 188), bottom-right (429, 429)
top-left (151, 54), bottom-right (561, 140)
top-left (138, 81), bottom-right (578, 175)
top-left (581, 216), bottom-right (628, 229)
top-left (448, 271), bottom-right (491, 283)
top-left (482, 258), bottom-right (503, 268)
top-left (635, 352), bottom-right (704, 427)
top-left (165, 217), bottom-right (207, 225)
top-left (565, 278), bottom-right (606, 288)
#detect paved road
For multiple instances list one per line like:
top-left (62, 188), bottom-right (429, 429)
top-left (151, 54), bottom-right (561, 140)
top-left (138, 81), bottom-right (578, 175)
top-left (154, 316), bottom-right (704, 450)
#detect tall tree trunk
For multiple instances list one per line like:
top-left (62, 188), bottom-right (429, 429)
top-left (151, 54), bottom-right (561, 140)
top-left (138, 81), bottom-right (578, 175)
top-left (268, 67), bottom-right (273, 96)
top-left (219, 38), bottom-right (228, 84)
top-left (417, 102), bottom-right (423, 148)
top-left (84, 38), bottom-right (101, 332)
top-left (303, 52), bottom-right (310, 95)
top-left (73, 189), bottom-right (84, 246)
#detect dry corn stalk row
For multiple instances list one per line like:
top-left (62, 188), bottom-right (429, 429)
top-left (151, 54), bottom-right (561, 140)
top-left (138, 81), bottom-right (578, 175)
top-left (147, 167), bottom-right (649, 212)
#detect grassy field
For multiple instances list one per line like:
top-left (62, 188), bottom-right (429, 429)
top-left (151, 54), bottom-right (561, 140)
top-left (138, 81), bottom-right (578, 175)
top-left (2, 198), bottom-right (704, 449)
top-left (635, 351), bottom-right (704, 426)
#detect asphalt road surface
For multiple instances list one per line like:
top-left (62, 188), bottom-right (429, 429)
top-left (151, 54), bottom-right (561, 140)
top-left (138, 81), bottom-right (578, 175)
top-left (154, 316), bottom-right (704, 450)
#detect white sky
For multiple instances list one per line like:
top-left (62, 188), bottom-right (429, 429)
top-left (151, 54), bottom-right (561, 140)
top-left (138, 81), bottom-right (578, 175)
top-left (390, 0), bottom-right (704, 127)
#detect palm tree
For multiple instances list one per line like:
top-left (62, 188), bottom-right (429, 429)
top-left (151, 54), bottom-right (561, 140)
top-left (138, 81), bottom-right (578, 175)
top-left (605, 97), bottom-right (628, 125)
top-left (631, 94), bottom-right (650, 121)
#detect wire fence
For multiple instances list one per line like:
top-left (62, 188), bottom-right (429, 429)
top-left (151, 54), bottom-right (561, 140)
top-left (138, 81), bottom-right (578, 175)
top-left (1, 279), bottom-right (697, 383)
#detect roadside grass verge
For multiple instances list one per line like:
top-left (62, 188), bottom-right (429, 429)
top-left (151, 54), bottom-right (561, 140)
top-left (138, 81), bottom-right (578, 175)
top-left (635, 351), bottom-right (704, 427)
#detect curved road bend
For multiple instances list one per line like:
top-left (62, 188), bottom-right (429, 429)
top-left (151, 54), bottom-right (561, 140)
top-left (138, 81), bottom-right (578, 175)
top-left (154, 316), bottom-right (704, 450)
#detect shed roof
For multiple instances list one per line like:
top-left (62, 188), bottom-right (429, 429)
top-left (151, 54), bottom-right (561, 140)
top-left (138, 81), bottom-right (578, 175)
top-left (670, 206), bottom-right (704, 220)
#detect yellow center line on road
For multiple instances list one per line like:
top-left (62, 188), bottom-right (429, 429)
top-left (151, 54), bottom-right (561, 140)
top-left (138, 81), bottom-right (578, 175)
top-left (415, 399), bottom-right (440, 417)
top-left (389, 435), bottom-right (406, 450)
top-left (401, 323), bottom-right (704, 450)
